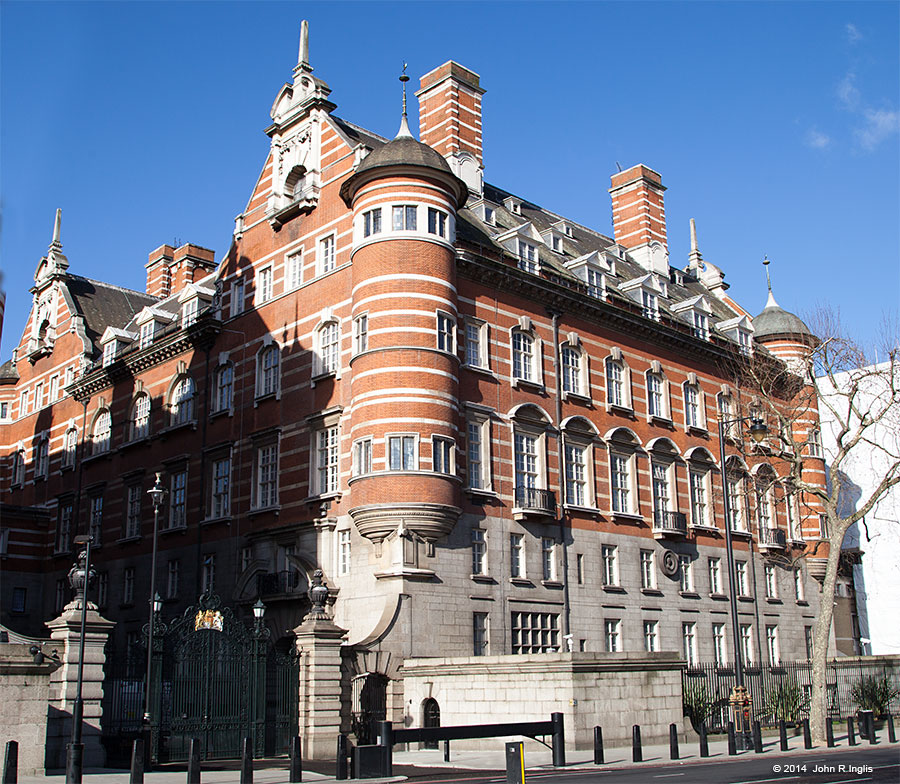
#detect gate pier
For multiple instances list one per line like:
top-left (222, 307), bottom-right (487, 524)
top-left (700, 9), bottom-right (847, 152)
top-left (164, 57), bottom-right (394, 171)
top-left (293, 571), bottom-right (347, 759)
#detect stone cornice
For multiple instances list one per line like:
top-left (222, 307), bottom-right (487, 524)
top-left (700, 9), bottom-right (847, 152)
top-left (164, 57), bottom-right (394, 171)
top-left (69, 317), bottom-right (221, 401)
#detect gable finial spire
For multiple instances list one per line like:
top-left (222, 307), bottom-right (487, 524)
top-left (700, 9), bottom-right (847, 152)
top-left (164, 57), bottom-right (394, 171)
top-left (763, 255), bottom-right (778, 308)
top-left (298, 20), bottom-right (310, 69)
top-left (688, 217), bottom-right (704, 270)
top-left (396, 62), bottom-right (413, 139)
top-left (51, 208), bottom-right (62, 250)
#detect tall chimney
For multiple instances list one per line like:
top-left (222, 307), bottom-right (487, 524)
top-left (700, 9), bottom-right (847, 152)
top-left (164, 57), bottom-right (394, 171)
top-left (416, 61), bottom-right (485, 193)
top-left (609, 164), bottom-right (668, 274)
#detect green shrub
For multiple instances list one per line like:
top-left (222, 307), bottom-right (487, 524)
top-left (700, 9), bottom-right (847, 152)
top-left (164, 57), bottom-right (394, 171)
top-left (683, 683), bottom-right (716, 732)
top-left (763, 681), bottom-right (809, 724)
top-left (850, 675), bottom-right (900, 719)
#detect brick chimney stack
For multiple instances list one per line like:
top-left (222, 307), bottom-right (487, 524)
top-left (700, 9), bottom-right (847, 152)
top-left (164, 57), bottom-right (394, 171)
top-left (416, 61), bottom-right (485, 193)
top-left (609, 164), bottom-right (669, 274)
top-left (146, 243), bottom-right (217, 299)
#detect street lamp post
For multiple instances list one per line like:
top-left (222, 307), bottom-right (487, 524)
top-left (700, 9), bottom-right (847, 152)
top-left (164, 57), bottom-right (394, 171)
top-left (718, 414), bottom-right (768, 751)
top-left (142, 473), bottom-right (167, 767)
top-left (65, 534), bottom-right (95, 784)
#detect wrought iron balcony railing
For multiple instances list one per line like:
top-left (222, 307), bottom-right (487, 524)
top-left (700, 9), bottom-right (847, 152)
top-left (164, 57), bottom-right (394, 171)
top-left (758, 527), bottom-right (787, 549)
top-left (653, 511), bottom-right (688, 535)
top-left (256, 570), bottom-right (304, 597)
top-left (513, 486), bottom-right (556, 514)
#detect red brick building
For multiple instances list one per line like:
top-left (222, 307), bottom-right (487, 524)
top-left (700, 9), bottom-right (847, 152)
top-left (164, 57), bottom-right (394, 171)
top-left (1, 25), bottom-right (827, 750)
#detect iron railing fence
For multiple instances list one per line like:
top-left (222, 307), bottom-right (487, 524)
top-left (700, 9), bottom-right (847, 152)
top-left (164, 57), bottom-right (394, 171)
top-left (683, 658), bottom-right (900, 732)
top-left (653, 511), bottom-right (688, 534)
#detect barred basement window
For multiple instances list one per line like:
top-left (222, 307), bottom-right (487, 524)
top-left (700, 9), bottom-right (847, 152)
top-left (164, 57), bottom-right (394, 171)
top-left (511, 611), bottom-right (559, 654)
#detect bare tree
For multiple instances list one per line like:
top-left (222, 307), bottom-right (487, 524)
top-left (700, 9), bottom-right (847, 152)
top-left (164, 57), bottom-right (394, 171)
top-left (726, 309), bottom-right (900, 743)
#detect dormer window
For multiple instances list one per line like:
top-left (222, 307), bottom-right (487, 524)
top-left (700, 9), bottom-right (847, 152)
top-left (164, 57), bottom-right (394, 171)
top-left (504, 196), bottom-right (522, 215)
top-left (518, 241), bottom-right (538, 274)
top-left (182, 297), bottom-right (199, 327)
top-left (738, 330), bottom-right (752, 355)
top-left (586, 268), bottom-right (606, 299)
top-left (692, 311), bottom-right (709, 341)
top-left (484, 206), bottom-right (495, 225)
top-left (139, 320), bottom-right (157, 349)
top-left (642, 290), bottom-right (659, 321)
top-left (102, 341), bottom-right (117, 367)
top-left (551, 235), bottom-right (562, 253)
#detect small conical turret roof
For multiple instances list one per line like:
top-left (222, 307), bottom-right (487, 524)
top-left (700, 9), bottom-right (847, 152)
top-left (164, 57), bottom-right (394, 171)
top-left (753, 261), bottom-right (814, 342)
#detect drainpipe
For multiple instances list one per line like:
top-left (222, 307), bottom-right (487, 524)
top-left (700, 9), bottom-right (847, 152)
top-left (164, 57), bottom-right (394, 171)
top-left (549, 309), bottom-right (571, 647)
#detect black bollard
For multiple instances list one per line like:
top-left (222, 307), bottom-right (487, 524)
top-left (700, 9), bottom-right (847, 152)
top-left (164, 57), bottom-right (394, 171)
top-left (241, 737), bottom-right (253, 784)
top-left (699, 723), bottom-right (709, 758)
top-left (289, 736), bottom-right (302, 783)
top-left (752, 720), bottom-right (763, 753)
top-left (779, 719), bottom-right (788, 751)
top-left (188, 738), bottom-right (201, 784)
top-left (130, 738), bottom-right (145, 784)
top-left (826, 718), bottom-right (835, 748)
top-left (847, 716), bottom-right (856, 746)
top-left (443, 740), bottom-right (450, 762)
top-left (802, 719), bottom-right (812, 749)
top-left (632, 725), bottom-right (642, 763)
top-left (551, 712), bottom-right (566, 767)
top-left (669, 723), bottom-right (679, 760)
top-left (335, 734), bottom-right (349, 780)
top-left (593, 726), bottom-right (604, 765)
top-left (378, 721), bottom-right (393, 777)
top-left (866, 712), bottom-right (877, 745)
top-left (888, 715), bottom-right (897, 744)
top-left (3, 740), bottom-right (18, 784)
top-left (727, 721), bottom-right (736, 756)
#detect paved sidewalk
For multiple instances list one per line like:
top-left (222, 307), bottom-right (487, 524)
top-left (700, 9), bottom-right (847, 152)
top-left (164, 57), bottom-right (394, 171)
top-left (14, 733), bottom-right (898, 783)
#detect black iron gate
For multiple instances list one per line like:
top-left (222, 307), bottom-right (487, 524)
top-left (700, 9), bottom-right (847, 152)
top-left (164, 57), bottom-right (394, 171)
top-left (102, 593), bottom-right (300, 763)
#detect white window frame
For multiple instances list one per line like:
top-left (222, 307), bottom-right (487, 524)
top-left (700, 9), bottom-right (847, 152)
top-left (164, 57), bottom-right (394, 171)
top-left (363, 208), bottom-right (382, 238)
top-left (464, 318), bottom-right (489, 369)
top-left (517, 240), bottom-right (538, 274)
top-left (511, 329), bottom-right (539, 385)
top-left (35, 436), bottom-right (49, 479)
top-left (92, 410), bottom-right (112, 455)
top-left (352, 437), bottom-right (373, 476)
top-left (131, 394), bottom-right (151, 441)
top-left (316, 426), bottom-right (340, 495)
top-left (170, 376), bottom-right (195, 426)
top-left (427, 207), bottom-right (448, 238)
top-left (63, 427), bottom-right (78, 468)
top-left (640, 549), bottom-right (657, 590)
top-left (387, 433), bottom-right (418, 471)
top-left (316, 321), bottom-right (340, 377)
top-left (214, 363), bottom-right (234, 413)
top-left (231, 277), bottom-right (245, 318)
top-left (651, 460), bottom-right (673, 525)
top-left (466, 413), bottom-right (492, 492)
top-left (182, 297), bottom-right (200, 327)
top-left (692, 310), bottom-right (710, 340)
top-left (682, 622), bottom-right (698, 665)
top-left (689, 468), bottom-right (711, 528)
top-left (286, 248), bottom-right (304, 290)
top-left (764, 563), bottom-right (778, 599)
top-left (392, 204), bottom-right (418, 231)
top-left (644, 620), bottom-right (659, 652)
top-left (794, 567), bottom-right (806, 602)
top-left (642, 289), bottom-right (659, 321)
top-left (257, 344), bottom-right (280, 398)
top-left (563, 440), bottom-right (592, 507)
top-left (211, 457), bottom-right (231, 519)
top-left (102, 341), bottom-right (117, 367)
top-left (766, 625), bottom-right (780, 664)
top-left (471, 529), bottom-right (487, 576)
top-left (510, 533), bottom-right (525, 579)
top-left (601, 544), bottom-right (619, 587)
top-left (254, 443), bottom-right (279, 509)
top-left (713, 623), bottom-right (727, 665)
top-left (338, 530), bottom-right (351, 575)
top-left (513, 425), bottom-right (547, 500)
top-left (605, 357), bottom-right (631, 410)
top-left (541, 537), bottom-right (557, 581)
top-left (735, 559), bottom-right (749, 595)
top-left (609, 450), bottom-right (636, 515)
top-left (684, 382), bottom-right (704, 429)
top-left (432, 435), bottom-right (455, 475)
top-left (604, 619), bottom-right (621, 653)
top-left (561, 344), bottom-right (587, 398)
top-left (318, 234), bottom-right (336, 274)
top-left (708, 557), bottom-right (722, 594)
top-left (353, 313), bottom-right (368, 355)
top-left (679, 555), bottom-right (695, 593)
top-left (256, 266), bottom-right (273, 306)
top-left (436, 311), bottom-right (456, 353)
top-left (139, 321), bottom-right (156, 350)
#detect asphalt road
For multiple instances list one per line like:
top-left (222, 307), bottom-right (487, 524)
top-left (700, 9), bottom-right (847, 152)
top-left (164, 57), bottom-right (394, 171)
top-left (399, 747), bottom-right (900, 784)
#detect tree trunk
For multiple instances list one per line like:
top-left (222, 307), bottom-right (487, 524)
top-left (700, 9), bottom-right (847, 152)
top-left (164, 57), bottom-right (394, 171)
top-left (809, 523), bottom-right (845, 744)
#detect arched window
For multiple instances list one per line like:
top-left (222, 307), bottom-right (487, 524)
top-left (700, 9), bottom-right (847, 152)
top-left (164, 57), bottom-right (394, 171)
top-left (130, 394), bottom-right (151, 441)
top-left (257, 346), bottom-right (280, 398)
top-left (755, 466), bottom-right (778, 532)
top-left (170, 376), bottom-right (195, 426)
top-left (605, 351), bottom-right (632, 410)
top-left (511, 328), bottom-right (538, 385)
top-left (316, 321), bottom-right (340, 376)
top-left (646, 367), bottom-right (670, 419)
top-left (725, 456), bottom-right (750, 533)
top-left (606, 428), bottom-right (641, 517)
top-left (686, 448), bottom-right (717, 529)
top-left (510, 405), bottom-right (553, 513)
top-left (648, 438), bottom-right (680, 533)
top-left (214, 363), bottom-right (233, 412)
top-left (683, 382), bottom-right (704, 429)
top-left (63, 426), bottom-right (78, 468)
top-left (561, 344), bottom-right (588, 398)
top-left (11, 448), bottom-right (26, 486)
top-left (562, 417), bottom-right (598, 508)
top-left (92, 410), bottom-right (112, 454)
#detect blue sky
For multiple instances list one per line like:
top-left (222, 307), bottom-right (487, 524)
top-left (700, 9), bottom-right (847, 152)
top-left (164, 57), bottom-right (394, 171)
top-left (2, 1), bottom-right (898, 360)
